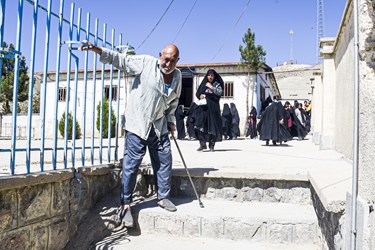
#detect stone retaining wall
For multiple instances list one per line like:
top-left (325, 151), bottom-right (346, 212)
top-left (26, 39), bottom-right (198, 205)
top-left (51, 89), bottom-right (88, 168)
top-left (0, 165), bottom-right (121, 250)
top-left (311, 187), bottom-right (345, 250)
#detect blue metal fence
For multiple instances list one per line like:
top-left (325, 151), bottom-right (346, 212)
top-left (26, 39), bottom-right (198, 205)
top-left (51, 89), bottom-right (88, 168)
top-left (0, 0), bottom-right (123, 175)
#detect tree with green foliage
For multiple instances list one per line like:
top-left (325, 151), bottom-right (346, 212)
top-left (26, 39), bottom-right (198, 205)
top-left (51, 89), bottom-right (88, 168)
top-left (58, 112), bottom-right (82, 139)
top-left (96, 97), bottom-right (116, 138)
top-left (239, 28), bottom-right (266, 122)
top-left (0, 42), bottom-right (30, 114)
top-left (32, 90), bottom-right (40, 114)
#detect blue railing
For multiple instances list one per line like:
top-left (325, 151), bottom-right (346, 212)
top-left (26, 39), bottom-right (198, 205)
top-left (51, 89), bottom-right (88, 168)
top-left (0, 0), bottom-right (124, 175)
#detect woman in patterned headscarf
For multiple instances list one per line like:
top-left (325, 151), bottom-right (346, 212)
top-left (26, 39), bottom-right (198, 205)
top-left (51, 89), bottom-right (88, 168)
top-left (194, 69), bottom-right (224, 152)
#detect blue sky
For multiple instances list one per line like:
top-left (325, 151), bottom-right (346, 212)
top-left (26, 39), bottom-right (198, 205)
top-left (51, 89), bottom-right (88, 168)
top-left (3, 0), bottom-right (347, 71)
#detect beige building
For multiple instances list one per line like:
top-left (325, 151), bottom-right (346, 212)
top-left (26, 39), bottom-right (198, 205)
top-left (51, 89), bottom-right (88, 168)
top-left (313, 0), bottom-right (375, 248)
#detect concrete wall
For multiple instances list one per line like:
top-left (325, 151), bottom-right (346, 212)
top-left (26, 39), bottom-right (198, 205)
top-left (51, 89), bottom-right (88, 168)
top-left (320, 0), bottom-right (375, 249)
top-left (319, 4), bottom-right (354, 156)
top-left (358, 0), bottom-right (375, 248)
top-left (0, 165), bottom-right (120, 249)
top-left (311, 73), bottom-right (323, 145)
top-left (333, 8), bottom-right (355, 158)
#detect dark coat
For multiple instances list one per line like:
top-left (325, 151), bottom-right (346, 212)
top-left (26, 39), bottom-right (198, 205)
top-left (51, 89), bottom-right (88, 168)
top-left (175, 106), bottom-right (186, 139)
top-left (186, 102), bottom-right (198, 139)
top-left (246, 106), bottom-right (257, 138)
top-left (221, 103), bottom-right (232, 139)
top-left (257, 101), bottom-right (292, 142)
top-left (230, 103), bottom-right (240, 138)
top-left (291, 107), bottom-right (308, 139)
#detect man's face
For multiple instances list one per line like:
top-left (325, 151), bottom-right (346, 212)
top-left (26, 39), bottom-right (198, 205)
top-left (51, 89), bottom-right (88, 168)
top-left (160, 49), bottom-right (179, 75)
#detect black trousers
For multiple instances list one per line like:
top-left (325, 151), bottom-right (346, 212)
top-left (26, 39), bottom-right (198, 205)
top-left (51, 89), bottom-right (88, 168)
top-left (198, 131), bottom-right (215, 149)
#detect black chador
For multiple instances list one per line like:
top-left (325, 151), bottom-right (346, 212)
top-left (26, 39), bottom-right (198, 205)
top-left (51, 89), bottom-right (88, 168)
top-left (221, 103), bottom-right (232, 140)
top-left (230, 103), bottom-right (240, 139)
top-left (257, 100), bottom-right (291, 145)
top-left (186, 102), bottom-right (198, 140)
top-left (175, 105), bottom-right (186, 140)
top-left (194, 69), bottom-right (224, 151)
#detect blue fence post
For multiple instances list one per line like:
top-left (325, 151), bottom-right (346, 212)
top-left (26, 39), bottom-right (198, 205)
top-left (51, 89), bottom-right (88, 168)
top-left (40, 0), bottom-right (52, 171)
top-left (40, 0), bottom-right (52, 172)
top-left (26, 0), bottom-right (39, 173)
top-left (71, 7), bottom-right (82, 167)
top-left (99, 23), bottom-right (107, 164)
top-left (114, 33), bottom-right (122, 162)
top-left (107, 28), bottom-right (115, 163)
top-left (10, 0), bottom-right (24, 175)
top-left (81, 12), bottom-right (90, 167)
top-left (0, 0), bottom-right (6, 97)
top-left (52, 0), bottom-right (64, 170)
top-left (90, 18), bottom-right (99, 165)
top-left (63, 3), bottom-right (75, 168)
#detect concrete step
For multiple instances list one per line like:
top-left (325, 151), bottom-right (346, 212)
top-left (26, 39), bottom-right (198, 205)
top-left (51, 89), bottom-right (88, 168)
top-left (131, 197), bottom-right (319, 245)
top-left (138, 166), bottom-right (313, 206)
top-left (94, 232), bottom-right (320, 250)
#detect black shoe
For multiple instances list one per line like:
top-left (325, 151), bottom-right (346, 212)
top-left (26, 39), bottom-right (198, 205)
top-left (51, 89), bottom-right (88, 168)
top-left (197, 146), bottom-right (207, 151)
top-left (266, 140), bottom-right (269, 146)
top-left (157, 199), bottom-right (177, 212)
top-left (209, 148), bottom-right (214, 152)
top-left (118, 206), bottom-right (134, 227)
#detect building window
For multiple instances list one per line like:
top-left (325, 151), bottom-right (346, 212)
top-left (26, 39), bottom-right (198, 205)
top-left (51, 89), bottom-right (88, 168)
top-left (104, 85), bottom-right (118, 101)
top-left (58, 87), bottom-right (66, 102)
top-left (223, 81), bottom-right (234, 98)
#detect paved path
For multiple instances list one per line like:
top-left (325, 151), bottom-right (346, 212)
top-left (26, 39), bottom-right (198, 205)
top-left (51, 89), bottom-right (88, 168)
top-left (166, 136), bottom-right (351, 180)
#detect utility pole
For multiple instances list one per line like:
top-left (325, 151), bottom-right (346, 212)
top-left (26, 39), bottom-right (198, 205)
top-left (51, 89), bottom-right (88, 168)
top-left (316, 0), bottom-right (325, 63)
top-left (290, 29), bottom-right (294, 64)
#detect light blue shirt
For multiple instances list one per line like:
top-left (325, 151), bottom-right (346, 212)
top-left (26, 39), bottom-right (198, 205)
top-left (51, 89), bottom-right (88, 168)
top-left (100, 48), bottom-right (182, 140)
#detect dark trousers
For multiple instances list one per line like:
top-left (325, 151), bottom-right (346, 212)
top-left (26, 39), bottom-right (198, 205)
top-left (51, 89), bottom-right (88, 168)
top-left (198, 131), bottom-right (215, 149)
top-left (121, 127), bottom-right (172, 205)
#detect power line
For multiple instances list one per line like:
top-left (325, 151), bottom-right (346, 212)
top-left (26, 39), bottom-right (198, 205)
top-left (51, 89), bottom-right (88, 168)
top-left (172, 0), bottom-right (198, 44)
top-left (137, 0), bottom-right (175, 49)
top-left (211, 0), bottom-right (251, 61)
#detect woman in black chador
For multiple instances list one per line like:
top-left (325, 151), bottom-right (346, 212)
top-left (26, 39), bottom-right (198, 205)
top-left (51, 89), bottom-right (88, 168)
top-left (194, 69), bottom-right (224, 151)
top-left (257, 96), bottom-right (292, 145)
top-left (230, 103), bottom-right (240, 139)
top-left (246, 106), bottom-right (257, 139)
top-left (186, 102), bottom-right (198, 140)
top-left (221, 103), bottom-right (232, 140)
top-left (175, 105), bottom-right (186, 140)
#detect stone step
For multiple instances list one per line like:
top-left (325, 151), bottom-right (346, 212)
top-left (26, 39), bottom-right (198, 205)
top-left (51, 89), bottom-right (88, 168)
top-left (131, 197), bottom-right (320, 245)
top-left (137, 167), bottom-right (313, 206)
top-left (94, 232), bottom-right (320, 250)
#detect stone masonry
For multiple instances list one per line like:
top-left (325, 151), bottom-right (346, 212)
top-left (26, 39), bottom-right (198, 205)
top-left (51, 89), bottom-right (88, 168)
top-left (0, 165), bottom-right (120, 250)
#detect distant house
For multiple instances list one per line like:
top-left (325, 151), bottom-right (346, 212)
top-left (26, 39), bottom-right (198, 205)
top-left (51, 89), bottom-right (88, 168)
top-left (18, 62), bottom-right (279, 139)
top-left (272, 64), bottom-right (321, 104)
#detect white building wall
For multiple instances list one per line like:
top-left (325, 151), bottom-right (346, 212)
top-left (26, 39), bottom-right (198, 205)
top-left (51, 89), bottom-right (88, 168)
top-left (3, 66), bottom-right (277, 140)
top-left (42, 76), bottom-right (128, 140)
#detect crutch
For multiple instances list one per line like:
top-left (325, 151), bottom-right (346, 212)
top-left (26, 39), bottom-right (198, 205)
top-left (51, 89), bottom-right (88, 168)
top-left (170, 132), bottom-right (204, 208)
